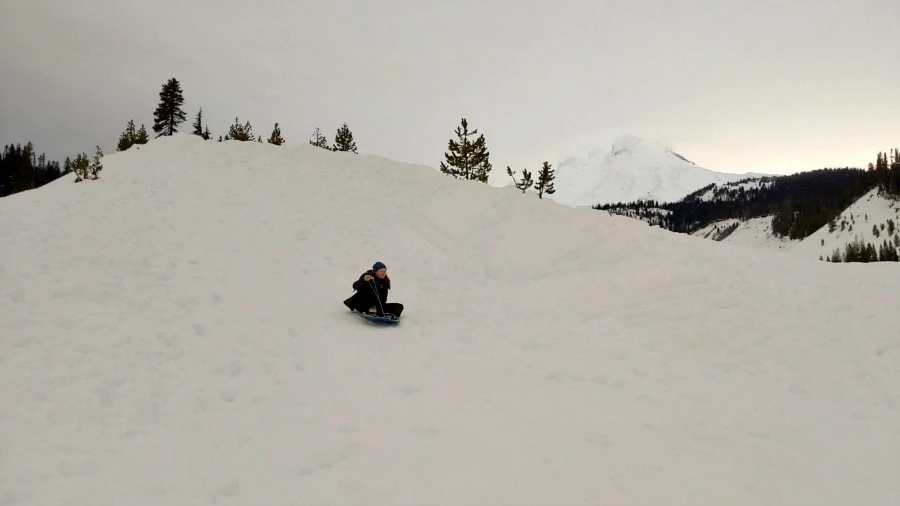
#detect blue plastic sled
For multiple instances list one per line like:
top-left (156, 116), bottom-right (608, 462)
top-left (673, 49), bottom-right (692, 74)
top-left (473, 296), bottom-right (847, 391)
top-left (358, 312), bottom-right (400, 324)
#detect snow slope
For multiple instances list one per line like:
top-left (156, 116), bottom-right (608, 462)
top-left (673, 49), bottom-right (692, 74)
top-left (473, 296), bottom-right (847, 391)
top-left (1, 135), bottom-right (898, 506)
top-left (524, 132), bottom-right (766, 207)
top-left (793, 187), bottom-right (900, 260)
top-left (690, 188), bottom-right (900, 260)
top-left (691, 216), bottom-right (794, 252)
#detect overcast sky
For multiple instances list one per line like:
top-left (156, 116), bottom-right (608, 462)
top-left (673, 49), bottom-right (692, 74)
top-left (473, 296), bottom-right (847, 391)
top-left (2, 0), bottom-right (898, 176)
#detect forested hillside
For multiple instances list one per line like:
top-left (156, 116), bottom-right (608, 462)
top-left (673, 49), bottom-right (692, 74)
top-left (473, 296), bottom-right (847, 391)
top-left (595, 149), bottom-right (900, 262)
top-left (597, 149), bottom-right (898, 235)
top-left (1, 143), bottom-right (67, 198)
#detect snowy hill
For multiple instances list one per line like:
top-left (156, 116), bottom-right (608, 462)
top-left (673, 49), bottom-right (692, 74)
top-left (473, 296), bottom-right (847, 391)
top-left (691, 187), bottom-right (900, 260)
top-left (524, 132), bottom-right (765, 207)
top-left (2, 135), bottom-right (899, 506)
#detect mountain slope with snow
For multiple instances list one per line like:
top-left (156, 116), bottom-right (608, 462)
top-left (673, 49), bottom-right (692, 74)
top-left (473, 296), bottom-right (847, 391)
top-left (1, 135), bottom-right (898, 506)
top-left (531, 133), bottom-right (766, 207)
top-left (690, 187), bottom-right (900, 260)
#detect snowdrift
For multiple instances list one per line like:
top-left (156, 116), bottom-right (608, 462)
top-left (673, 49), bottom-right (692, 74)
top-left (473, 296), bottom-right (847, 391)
top-left (1, 135), bottom-right (898, 506)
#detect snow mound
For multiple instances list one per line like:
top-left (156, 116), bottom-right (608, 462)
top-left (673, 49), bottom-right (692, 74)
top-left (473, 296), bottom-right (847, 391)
top-left (1, 134), bottom-right (898, 506)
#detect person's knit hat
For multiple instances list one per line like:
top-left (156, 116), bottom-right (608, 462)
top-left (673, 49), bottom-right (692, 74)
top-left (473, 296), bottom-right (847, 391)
top-left (372, 261), bottom-right (386, 271)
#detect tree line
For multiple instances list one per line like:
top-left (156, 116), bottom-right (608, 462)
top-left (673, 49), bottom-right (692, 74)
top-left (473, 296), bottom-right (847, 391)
top-left (3, 76), bottom-right (557, 200)
top-left (145, 78), bottom-right (558, 198)
top-left (1, 143), bottom-right (105, 197)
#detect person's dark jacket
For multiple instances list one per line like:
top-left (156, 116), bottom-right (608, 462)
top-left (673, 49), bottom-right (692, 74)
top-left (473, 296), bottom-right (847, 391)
top-left (344, 270), bottom-right (390, 312)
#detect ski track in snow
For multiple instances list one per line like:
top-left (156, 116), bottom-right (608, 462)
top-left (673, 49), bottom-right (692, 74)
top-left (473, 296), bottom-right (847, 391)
top-left (0, 135), bottom-right (898, 506)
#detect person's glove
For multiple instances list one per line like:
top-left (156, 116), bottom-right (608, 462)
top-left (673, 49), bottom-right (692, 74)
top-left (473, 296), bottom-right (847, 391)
top-left (363, 274), bottom-right (373, 281)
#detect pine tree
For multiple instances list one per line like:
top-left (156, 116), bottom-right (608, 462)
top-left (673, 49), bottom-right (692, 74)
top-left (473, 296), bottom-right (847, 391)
top-left (332, 123), bottom-right (357, 153)
top-left (534, 161), bottom-right (556, 199)
top-left (192, 109), bottom-right (211, 139)
top-left (224, 117), bottom-right (255, 141)
top-left (89, 146), bottom-right (103, 179)
top-left (506, 166), bottom-right (533, 193)
top-left (889, 148), bottom-right (900, 197)
top-left (192, 109), bottom-right (204, 136)
top-left (152, 77), bottom-right (187, 137)
top-left (439, 117), bottom-right (492, 183)
top-left (72, 153), bottom-right (90, 182)
top-left (267, 122), bottom-right (285, 145)
top-left (309, 127), bottom-right (329, 149)
top-left (117, 119), bottom-right (138, 151)
top-left (135, 125), bottom-right (149, 144)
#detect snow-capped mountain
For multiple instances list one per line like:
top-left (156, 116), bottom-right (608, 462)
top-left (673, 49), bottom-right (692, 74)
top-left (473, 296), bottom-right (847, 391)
top-left (524, 132), bottom-right (766, 207)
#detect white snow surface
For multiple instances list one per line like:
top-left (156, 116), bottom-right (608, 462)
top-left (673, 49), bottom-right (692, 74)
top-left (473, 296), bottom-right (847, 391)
top-left (1, 135), bottom-right (899, 506)
top-left (691, 216), bottom-right (794, 252)
top-left (535, 133), bottom-right (765, 207)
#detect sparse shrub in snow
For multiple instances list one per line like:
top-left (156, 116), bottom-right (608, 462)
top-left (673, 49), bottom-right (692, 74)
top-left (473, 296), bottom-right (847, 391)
top-left (331, 123), bottom-right (358, 153)
top-left (89, 146), bottom-right (103, 179)
top-left (309, 127), bottom-right (329, 149)
top-left (224, 117), bottom-right (255, 142)
top-left (117, 120), bottom-right (150, 151)
top-left (506, 166), bottom-right (533, 193)
top-left (267, 123), bottom-right (285, 145)
top-left (71, 153), bottom-right (89, 182)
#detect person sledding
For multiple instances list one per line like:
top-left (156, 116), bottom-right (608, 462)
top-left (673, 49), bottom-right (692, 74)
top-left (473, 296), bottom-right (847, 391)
top-left (343, 261), bottom-right (404, 318)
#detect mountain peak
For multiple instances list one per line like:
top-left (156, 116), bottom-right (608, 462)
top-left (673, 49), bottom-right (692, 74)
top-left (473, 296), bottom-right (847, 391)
top-left (608, 133), bottom-right (696, 166)
top-left (518, 129), bottom-right (764, 207)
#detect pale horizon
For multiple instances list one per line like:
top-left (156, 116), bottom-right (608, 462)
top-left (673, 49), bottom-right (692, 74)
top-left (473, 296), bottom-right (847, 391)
top-left (2, 0), bottom-right (898, 176)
